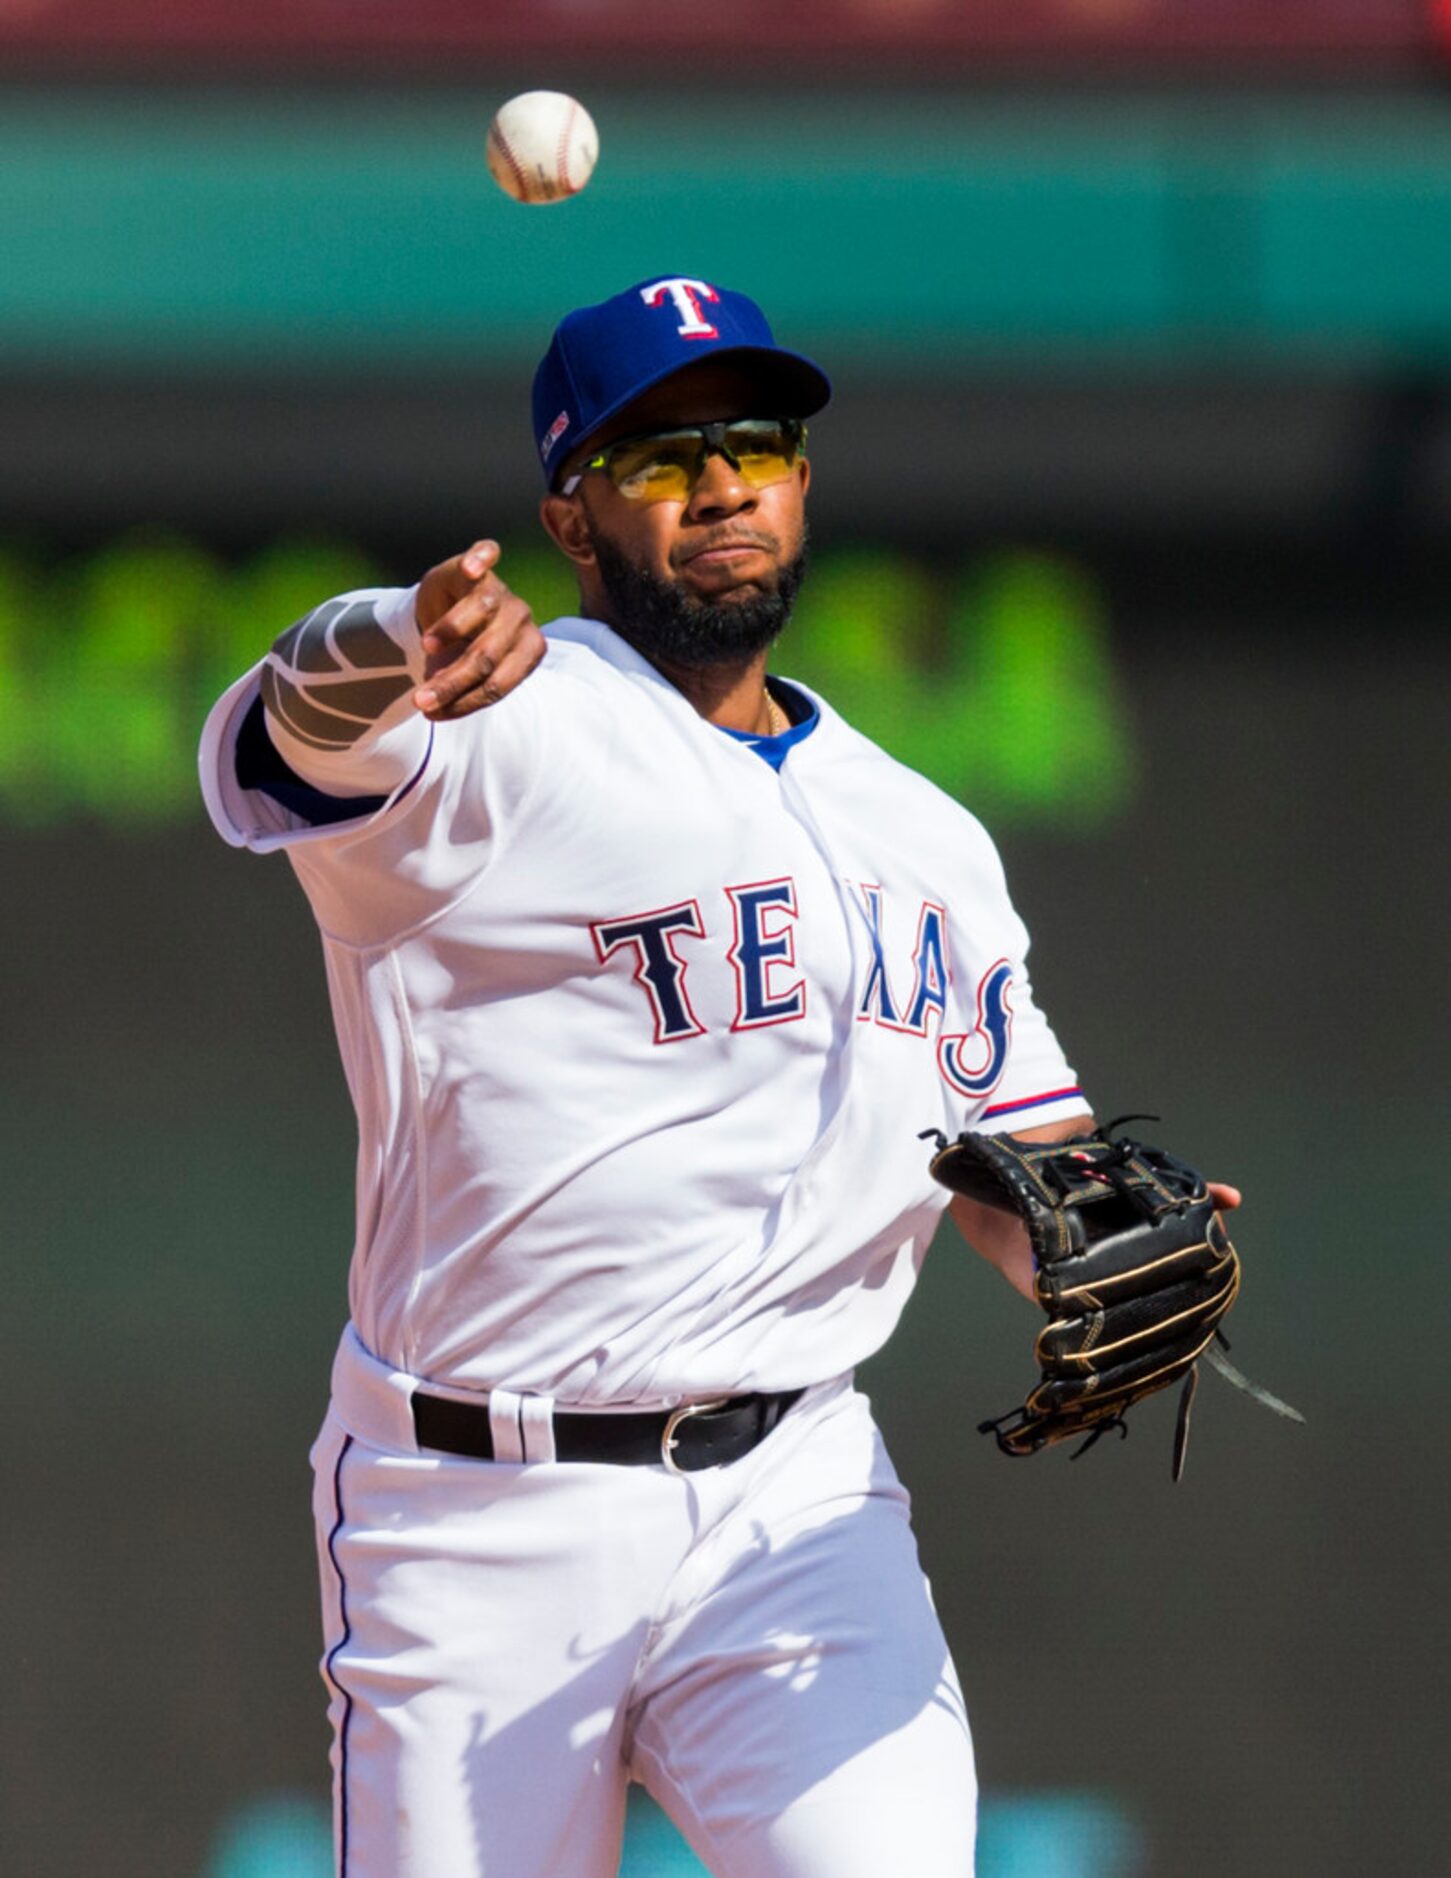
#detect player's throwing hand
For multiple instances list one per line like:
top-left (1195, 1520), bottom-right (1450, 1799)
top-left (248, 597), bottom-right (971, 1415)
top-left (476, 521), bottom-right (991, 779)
top-left (413, 540), bottom-right (546, 721)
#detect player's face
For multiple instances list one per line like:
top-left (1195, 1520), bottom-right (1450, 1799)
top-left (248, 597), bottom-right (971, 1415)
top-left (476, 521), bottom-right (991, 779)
top-left (541, 363), bottom-right (812, 667)
top-left (580, 419), bottom-right (808, 605)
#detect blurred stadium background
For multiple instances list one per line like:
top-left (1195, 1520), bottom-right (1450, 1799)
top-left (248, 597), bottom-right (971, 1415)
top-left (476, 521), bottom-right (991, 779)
top-left (2, 3), bottom-right (1445, 1873)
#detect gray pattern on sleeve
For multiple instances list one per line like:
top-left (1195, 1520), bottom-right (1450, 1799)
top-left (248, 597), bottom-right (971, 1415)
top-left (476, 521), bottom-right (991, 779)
top-left (263, 597), bottom-right (415, 749)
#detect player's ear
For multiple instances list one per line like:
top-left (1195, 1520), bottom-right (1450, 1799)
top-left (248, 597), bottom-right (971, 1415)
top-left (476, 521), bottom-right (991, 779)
top-left (539, 492), bottom-right (596, 569)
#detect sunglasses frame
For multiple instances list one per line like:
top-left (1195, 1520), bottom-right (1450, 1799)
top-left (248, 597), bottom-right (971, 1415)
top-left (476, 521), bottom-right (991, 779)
top-left (560, 416), bottom-right (806, 501)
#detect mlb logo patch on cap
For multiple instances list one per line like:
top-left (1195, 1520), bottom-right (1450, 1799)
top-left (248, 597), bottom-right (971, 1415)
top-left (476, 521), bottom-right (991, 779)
top-left (531, 275), bottom-right (831, 485)
top-left (539, 409), bottom-right (571, 465)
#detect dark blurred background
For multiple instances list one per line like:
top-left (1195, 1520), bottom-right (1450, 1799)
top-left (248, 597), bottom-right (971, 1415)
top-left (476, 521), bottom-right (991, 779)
top-left (2, 4), bottom-right (1447, 1874)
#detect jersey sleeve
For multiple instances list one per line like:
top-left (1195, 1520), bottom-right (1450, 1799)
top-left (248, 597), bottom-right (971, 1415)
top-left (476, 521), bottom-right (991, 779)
top-left (257, 584), bottom-right (432, 801)
top-left (970, 961), bottom-right (1087, 1135)
top-left (198, 586), bottom-right (551, 948)
top-left (200, 588), bottom-right (436, 856)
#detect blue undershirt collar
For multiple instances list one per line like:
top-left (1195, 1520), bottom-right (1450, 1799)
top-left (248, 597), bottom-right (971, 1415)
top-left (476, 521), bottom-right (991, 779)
top-left (715, 680), bottom-right (819, 772)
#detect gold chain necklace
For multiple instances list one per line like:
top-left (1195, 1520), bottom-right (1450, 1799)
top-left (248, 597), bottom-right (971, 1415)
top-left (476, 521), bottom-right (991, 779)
top-left (764, 689), bottom-right (789, 736)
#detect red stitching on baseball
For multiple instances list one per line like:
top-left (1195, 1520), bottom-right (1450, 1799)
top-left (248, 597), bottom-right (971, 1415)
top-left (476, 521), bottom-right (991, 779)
top-left (490, 122), bottom-right (530, 202)
top-left (557, 99), bottom-right (577, 196)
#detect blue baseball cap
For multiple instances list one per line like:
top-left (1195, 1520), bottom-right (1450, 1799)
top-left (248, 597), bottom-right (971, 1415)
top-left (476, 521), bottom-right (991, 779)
top-left (531, 274), bottom-right (831, 487)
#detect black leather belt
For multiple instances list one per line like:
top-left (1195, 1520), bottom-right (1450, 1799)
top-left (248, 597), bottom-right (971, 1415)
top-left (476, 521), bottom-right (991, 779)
top-left (412, 1387), bottom-right (804, 1474)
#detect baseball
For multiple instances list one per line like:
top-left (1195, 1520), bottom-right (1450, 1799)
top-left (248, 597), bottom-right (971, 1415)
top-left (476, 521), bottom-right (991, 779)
top-left (486, 91), bottom-right (598, 206)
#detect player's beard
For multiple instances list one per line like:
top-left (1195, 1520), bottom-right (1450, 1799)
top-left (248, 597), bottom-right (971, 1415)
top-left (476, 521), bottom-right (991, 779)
top-left (588, 526), bottom-right (809, 670)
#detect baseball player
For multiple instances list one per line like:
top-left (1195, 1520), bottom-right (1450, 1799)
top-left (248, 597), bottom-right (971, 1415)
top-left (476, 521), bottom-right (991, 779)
top-left (200, 275), bottom-right (1237, 1877)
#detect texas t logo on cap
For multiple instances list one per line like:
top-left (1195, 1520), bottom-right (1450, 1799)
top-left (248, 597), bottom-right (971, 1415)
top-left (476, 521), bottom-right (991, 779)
top-left (639, 278), bottom-right (721, 340)
top-left (531, 272), bottom-right (831, 485)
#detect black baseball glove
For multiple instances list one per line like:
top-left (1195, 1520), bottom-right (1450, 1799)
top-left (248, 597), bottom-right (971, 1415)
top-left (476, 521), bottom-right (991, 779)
top-left (924, 1119), bottom-right (1294, 1479)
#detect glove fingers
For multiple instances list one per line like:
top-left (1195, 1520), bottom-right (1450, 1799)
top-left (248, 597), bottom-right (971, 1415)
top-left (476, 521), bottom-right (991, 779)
top-left (1030, 1322), bottom-right (1220, 1416)
top-left (1043, 1208), bottom-right (1234, 1303)
top-left (983, 1337), bottom-right (1214, 1457)
top-left (1036, 1261), bottom-right (1239, 1369)
top-left (982, 1396), bottom-right (1137, 1458)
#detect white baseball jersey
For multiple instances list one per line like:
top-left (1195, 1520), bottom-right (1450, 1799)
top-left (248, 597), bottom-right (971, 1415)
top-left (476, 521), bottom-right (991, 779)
top-left (200, 589), bottom-right (1084, 1406)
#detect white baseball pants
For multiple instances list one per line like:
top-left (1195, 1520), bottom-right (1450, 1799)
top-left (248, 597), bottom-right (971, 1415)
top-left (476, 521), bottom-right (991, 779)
top-left (310, 1328), bottom-right (976, 1877)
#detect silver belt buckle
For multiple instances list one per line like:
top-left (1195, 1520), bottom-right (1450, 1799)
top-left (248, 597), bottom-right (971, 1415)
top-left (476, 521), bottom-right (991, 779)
top-left (661, 1397), bottom-right (731, 1474)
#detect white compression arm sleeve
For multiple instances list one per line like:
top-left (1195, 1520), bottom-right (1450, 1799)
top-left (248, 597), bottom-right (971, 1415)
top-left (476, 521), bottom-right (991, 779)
top-left (260, 585), bottom-right (430, 798)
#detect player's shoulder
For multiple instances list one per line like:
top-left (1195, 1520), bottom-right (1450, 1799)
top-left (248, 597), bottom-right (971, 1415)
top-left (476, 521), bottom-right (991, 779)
top-left (537, 616), bottom-right (632, 672)
top-left (536, 616), bottom-right (607, 669)
top-left (789, 680), bottom-right (1004, 851)
top-left (433, 617), bottom-right (632, 751)
top-left (530, 616), bottom-right (664, 702)
top-left (525, 615), bottom-right (753, 740)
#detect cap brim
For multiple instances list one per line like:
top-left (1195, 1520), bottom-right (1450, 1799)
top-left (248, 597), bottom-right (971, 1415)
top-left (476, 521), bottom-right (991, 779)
top-left (557, 345), bottom-right (832, 485)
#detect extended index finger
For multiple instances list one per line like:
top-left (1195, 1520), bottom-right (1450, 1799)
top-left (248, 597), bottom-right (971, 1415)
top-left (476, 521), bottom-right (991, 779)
top-left (451, 538), bottom-right (499, 587)
top-left (421, 579), bottom-right (504, 652)
top-left (416, 539), bottom-right (500, 630)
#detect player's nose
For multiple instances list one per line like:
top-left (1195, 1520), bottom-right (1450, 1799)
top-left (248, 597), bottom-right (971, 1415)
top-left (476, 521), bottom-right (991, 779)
top-left (685, 450), bottom-right (757, 520)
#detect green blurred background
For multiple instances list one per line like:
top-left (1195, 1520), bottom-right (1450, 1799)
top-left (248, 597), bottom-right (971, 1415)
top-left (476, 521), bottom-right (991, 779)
top-left (3, 6), bottom-right (1447, 1874)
